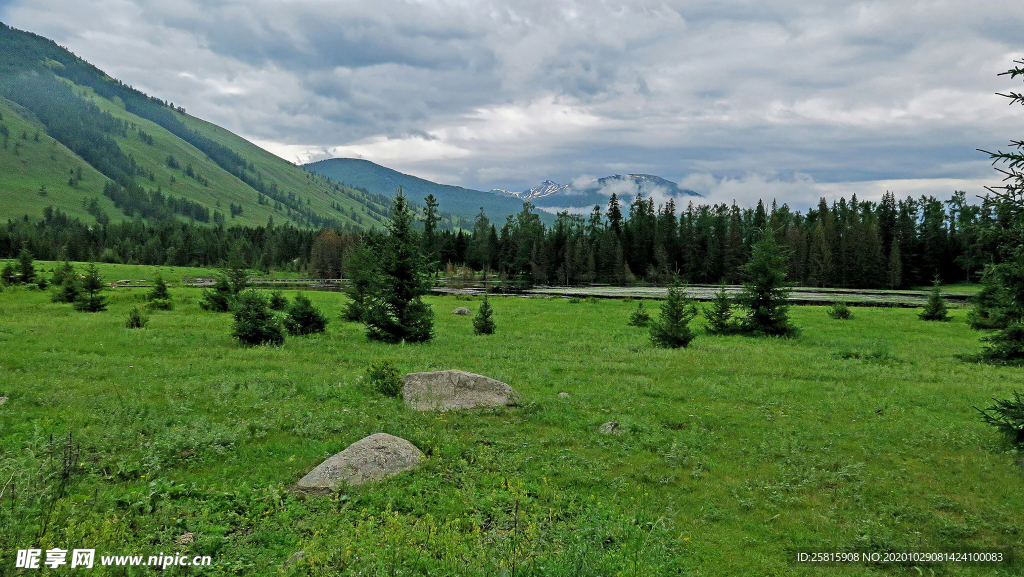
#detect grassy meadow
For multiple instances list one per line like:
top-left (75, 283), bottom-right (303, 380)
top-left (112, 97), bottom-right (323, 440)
top-left (0, 264), bottom-right (1022, 576)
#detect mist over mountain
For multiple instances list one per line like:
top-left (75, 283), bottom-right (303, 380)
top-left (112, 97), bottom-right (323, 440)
top-left (492, 174), bottom-right (702, 213)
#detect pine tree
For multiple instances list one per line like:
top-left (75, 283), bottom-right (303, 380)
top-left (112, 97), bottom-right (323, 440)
top-left (199, 276), bottom-right (233, 312)
top-left (649, 282), bottom-right (698, 348)
top-left (919, 278), bottom-right (949, 321)
top-left (146, 274), bottom-right (173, 310)
top-left (364, 189), bottom-right (434, 343)
top-left (231, 290), bottom-right (285, 346)
top-left (970, 58), bottom-right (1024, 362)
top-left (738, 230), bottom-right (798, 337)
top-left (53, 275), bottom-right (81, 304)
top-left (285, 293), bottom-right (329, 335)
top-left (473, 294), bottom-right (496, 335)
top-left (17, 247), bottom-right (34, 285)
top-left (74, 263), bottom-right (107, 312)
top-left (627, 301), bottom-right (651, 327)
top-left (704, 285), bottom-right (738, 334)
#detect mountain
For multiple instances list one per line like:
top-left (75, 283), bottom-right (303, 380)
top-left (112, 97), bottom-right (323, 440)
top-left (492, 174), bottom-right (702, 210)
top-left (0, 22), bottom-right (404, 231)
top-left (303, 158), bottom-right (550, 224)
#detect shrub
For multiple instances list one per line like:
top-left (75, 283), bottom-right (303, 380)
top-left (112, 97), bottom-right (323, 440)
top-left (73, 263), bottom-right (107, 312)
top-left (269, 290), bottom-right (289, 311)
top-left (147, 298), bottom-right (173, 311)
top-left (977, 322), bottom-right (1024, 364)
top-left (974, 390), bottom-right (1024, 445)
top-left (919, 279), bottom-right (949, 321)
top-left (704, 286), bottom-right (739, 334)
top-left (285, 293), bottom-right (329, 335)
top-left (231, 290), bottom-right (285, 346)
top-left (367, 361), bottom-right (402, 397)
top-left (125, 307), bottom-right (148, 329)
top-left (199, 276), bottom-right (233, 312)
top-left (473, 294), bottom-right (496, 335)
top-left (627, 301), bottom-right (651, 327)
top-left (51, 261), bottom-right (75, 287)
top-left (827, 301), bottom-right (853, 320)
top-left (650, 283), bottom-right (698, 348)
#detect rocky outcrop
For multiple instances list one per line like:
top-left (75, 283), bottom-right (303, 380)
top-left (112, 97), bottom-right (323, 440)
top-left (403, 370), bottom-right (519, 411)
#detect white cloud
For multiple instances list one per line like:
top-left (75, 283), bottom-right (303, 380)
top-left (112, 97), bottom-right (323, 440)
top-left (3, 0), bottom-right (1022, 209)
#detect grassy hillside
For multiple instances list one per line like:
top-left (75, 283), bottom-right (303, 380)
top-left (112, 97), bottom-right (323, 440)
top-left (305, 158), bottom-right (552, 225)
top-left (0, 22), bottom-right (393, 231)
top-left (0, 277), bottom-right (1021, 575)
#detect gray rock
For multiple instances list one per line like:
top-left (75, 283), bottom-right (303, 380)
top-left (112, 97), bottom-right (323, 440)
top-left (283, 551), bottom-right (305, 570)
top-left (0, 397), bottom-right (6, 406)
top-left (292, 433), bottom-right (422, 494)
top-left (558, 392), bottom-right (570, 398)
top-left (452, 307), bottom-right (472, 315)
top-left (599, 422), bottom-right (622, 435)
top-left (403, 370), bottom-right (519, 411)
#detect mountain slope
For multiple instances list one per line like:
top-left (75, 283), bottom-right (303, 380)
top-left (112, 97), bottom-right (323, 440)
top-left (304, 158), bottom-right (551, 224)
top-left (0, 22), bottom-right (395, 230)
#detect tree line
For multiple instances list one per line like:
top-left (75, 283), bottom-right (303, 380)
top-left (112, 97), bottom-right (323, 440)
top-left (309, 189), bottom-right (999, 289)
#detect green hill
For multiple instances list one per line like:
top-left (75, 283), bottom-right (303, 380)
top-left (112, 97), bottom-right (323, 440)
top-left (304, 158), bottom-right (552, 224)
top-left (0, 22), bottom-right (406, 231)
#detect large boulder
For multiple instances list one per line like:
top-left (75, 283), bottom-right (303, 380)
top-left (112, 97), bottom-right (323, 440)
top-left (403, 370), bottom-right (519, 411)
top-left (451, 307), bottom-right (472, 315)
top-left (292, 433), bottom-right (422, 494)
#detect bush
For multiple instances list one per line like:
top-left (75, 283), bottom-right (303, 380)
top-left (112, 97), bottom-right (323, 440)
top-left (147, 298), bottom-right (173, 311)
top-left (827, 301), bottom-right (853, 320)
top-left (473, 294), bottom-right (496, 335)
top-left (704, 285), bottom-right (739, 334)
top-left (199, 277), bottom-right (233, 312)
top-left (285, 293), bottom-right (328, 335)
top-left (919, 279), bottom-right (949, 321)
top-left (977, 322), bottom-right (1024, 364)
top-left (51, 261), bottom-right (75, 287)
top-left (231, 290), bottom-right (285, 346)
top-left (974, 390), bottom-right (1024, 445)
top-left (627, 301), bottom-right (651, 327)
top-left (568, 297), bottom-right (581, 304)
top-left (367, 361), bottom-right (402, 397)
top-left (125, 307), bottom-right (149, 329)
top-left (650, 283), bottom-right (698, 348)
top-left (269, 290), bottom-right (289, 311)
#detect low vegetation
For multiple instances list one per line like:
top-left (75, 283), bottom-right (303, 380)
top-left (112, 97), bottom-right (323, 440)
top-left (0, 275), bottom-right (1022, 575)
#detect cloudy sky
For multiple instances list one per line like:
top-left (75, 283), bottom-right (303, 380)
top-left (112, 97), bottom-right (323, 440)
top-left (3, 0), bottom-right (1022, 209)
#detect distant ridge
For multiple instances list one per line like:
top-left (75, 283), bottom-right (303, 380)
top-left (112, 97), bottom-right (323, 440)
top-left (303, 158), bottom-right (549, 223)
top-left (491, 173), bottom-right (702, 211)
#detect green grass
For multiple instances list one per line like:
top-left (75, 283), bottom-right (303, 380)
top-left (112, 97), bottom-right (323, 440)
top-left (0, 278), bottom-right (1021, 576)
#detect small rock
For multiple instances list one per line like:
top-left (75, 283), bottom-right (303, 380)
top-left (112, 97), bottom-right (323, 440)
top-left (283, 551), bottom-right (305, 569)
top-left (599, 422), bottom-right (622, 435)
top-left (293, 433), bottom-right (422, 494)
top-left (0, 397), bottom-right (7, 406)
top-left (558, 392), bottom-right (570, 398)
top-left (403, 370), bottom-right (519, 411)
top-left (176, 532), bottom-right (195, 546)
top-left (451, 307), bottom-right (472, 315)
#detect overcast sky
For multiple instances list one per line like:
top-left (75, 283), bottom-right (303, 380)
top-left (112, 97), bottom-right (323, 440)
top-left (4, 0), bottom-right (1022, 209)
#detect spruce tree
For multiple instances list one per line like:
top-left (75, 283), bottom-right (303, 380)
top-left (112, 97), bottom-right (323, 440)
top-left (285, 293), bottom-right (329, 335)
top-left (649, 282), bottom-right (698, 348)
top-left (231, 290), bottom-right (285, 346)
top-left (199, 277), bottom-right (233, 312)
top-left (473, 294), bottom-right (496, 335)
top-left (919, 278), bottom-right (949, 321)
top-left (53, 275), bottom-right (81, 304)
top-left (17, 247), bottom-right (34, 284)
top-left (704, 285), bottom-right (738, 334)
top-left (627, 300), bottom-right (651, 327)
top-left (364, 189), bottom-right (434, 343)
top-left (737, 230), bottom-right (798, 337)
top-left (147, 274), bottom-right (173, 310)
top-left (74, 263), bottom-right (107, 312)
